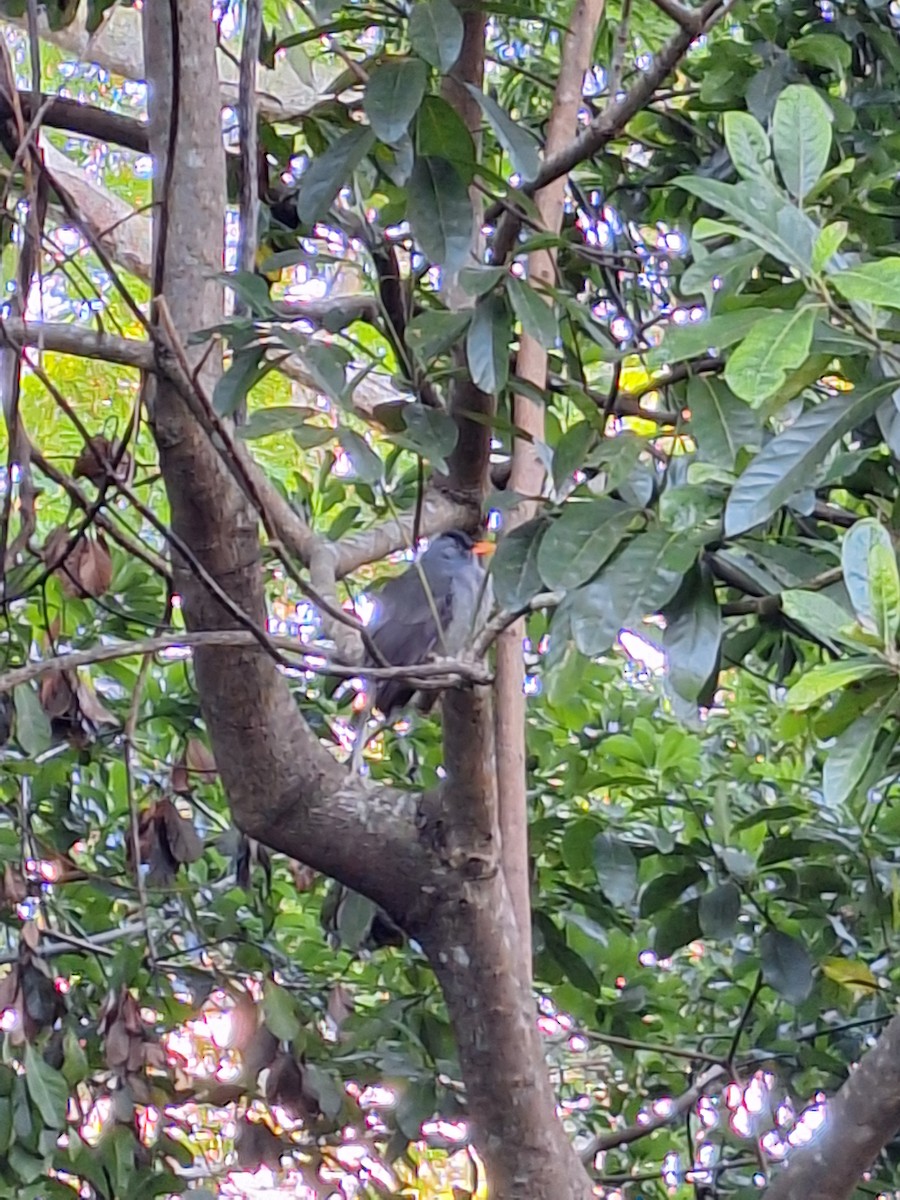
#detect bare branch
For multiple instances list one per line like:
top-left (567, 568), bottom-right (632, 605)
top-left (581, 1065), bottom-right (728, 1163)
top-left (0, 316), bottom-right (153, 370)
top-left (0, 629), bottom-right (489, 694)
top-left (0, 90), bottom-right (148, 152)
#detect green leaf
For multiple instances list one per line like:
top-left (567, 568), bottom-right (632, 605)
top-left (13, 686), bottom-right (51, 756)
top-left (723, 111), bottom-right (771, 180)
top-left (593, 833), bottom-right (638, 907)
top-left (507, 277), bottom-right (558, 350)
top-left (340, 430), bottom-right (383, 483)
top-left (724, 306), bottom-right (819, 406)
top-left (654, 900), bottom-right (702, 958)
top-left (414, 96), bottom-right (476, 172)
top-left (213, 347), bottom-right (269, 417)
top-left (650, 310), bottom-right (771, 369)
top-left (464, 84), bottom-right (541, 183)
top-left (263, 980), bottom-right (300, 1041)
top-left (408, 0), bottom-right (463, 71)
top-left (236, 406), bottom-right (316, 440)
top-left (295, 127), bottom-right (376, 225)
top-left (391, 405), bottom-right (458, 469)
top-left (23, 1045), bottom-right (68, 1129)
top-left (842, 518), bottom-right (900, 646)
top-left (831, 258), bottom-right (900, 310)
top-left (780, 590), bottom-right (863, 649)
top-left (405, 310), bottom-right (472, 361)
top-left (569, 529), bottom-right (700, 657)
top-left (491, 519), bottom-right (546, 608)
top-left (822, 700), bottom-right (890, 809)
top-left (676, 176), bottom-right (817, 270)
top-left (663, 564), bottom-right (722, 705)
top-left (724, 381), bottom-right (896, 537)
top-left (791, 33), bottom-right (852, 74)
top-left (688, 376), bottom-right (761, 469)
top-left (407, 156), bottom-right (474, 272)
top-left (301, 341), bottom-right (350, 404)
top-left (772, 84), bottom-right (833, 201)
top-left (786, 661), bottom-right (889, 710)
top-left (811, 221), bottom-right (848, 273)
top-left (536, 499), bottom-right (634, 591)
top-left (293, 425), bottom-right (335, 450)
top-left (465, 294), bottom-right (511, 394)
top-left (699, 883), bottom-right (741, 939)
top-left (363, 59), bottom-right (429, 144)
top-left (760, 928), bottom-right (815, 1004)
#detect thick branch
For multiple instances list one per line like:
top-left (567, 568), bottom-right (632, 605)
top-left (0, 90), bottom-right (148, 152)
top-left (765, 1014), bottom-right (900, 1200)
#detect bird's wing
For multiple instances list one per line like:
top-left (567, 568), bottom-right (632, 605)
top-left (367, 572), bottom-right (454, 667)
top-left (366, 570), bottom-right (455, 715)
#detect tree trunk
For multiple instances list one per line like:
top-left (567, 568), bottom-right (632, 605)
top-left (140, 6), bottom-right (595, 1198)
top-left (416, 874), bottom-right (594, 1200)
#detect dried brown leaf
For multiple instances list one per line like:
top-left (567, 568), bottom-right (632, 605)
top-left (75, 675), bottom-right (117, 725)
top-left (184, 737), bottom-right (217, 783)
top-left (73, 536), bottom-right (113, 598)
top-left (158, 798), bottom-right (203, 865)
top-left (39, 671), bottom-right (78, 719)
top-left (1, 863), bottom-right (27, 906)
top-left (73, 435), bottom-right (132, 485)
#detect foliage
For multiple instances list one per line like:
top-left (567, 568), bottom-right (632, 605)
top-left (1, 0), bottom-right (900, 1197)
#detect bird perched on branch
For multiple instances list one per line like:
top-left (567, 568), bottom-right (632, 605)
top-left (365, 530), bottom-right (494, 718)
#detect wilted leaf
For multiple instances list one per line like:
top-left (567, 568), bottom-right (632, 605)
top-left (73, 435), bottom-right (132, 485)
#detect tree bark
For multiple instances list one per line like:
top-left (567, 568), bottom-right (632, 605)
top-left (764, 1014), bottom-right (900, 1200)
top-left (140, 5), bottom-right (594, 1197)
top-left (494, 0), bottom-right (607, 973)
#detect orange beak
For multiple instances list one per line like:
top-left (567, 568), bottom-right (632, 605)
top-left (473, 540), bottom-right (495, 557)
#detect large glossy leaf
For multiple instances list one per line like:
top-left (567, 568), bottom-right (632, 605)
top-left (780, 590), bottom-right (864, 649)
top-left (688, 376), bottom-right (761, 468)
top-left (363, 59), bottom-right (429, 145)
top-left (593, 833), bottom-right (638, 906)
top-left (414, 96), bottom-right (476, 173)
top-left (392, 405), bottom-right (459, 469)
top-left (492, 519), bottom-right (546, 608)
top-left (649, 309), bottom-right (770, 369)
top-left (213, 347), bottom-right (269, 417)
top-left (831, 258), bottom-right (900, 309)
top-left (13, 685), bottom-right (51, 756)
top-left (407, 156), bottom-right (474, 272)
top-left (786, 660), bottom-right (889, 709)
top-left (723, 111), bottom-right (771, 180)
top-left (408, 0), bottom-right (463, 71)
top-left (405, 310), bottom-right (472, 361)
top-left (699, 882), bottom-right (741, 938)
top-left (465, 294), bottom-right (511, 394)
top-left (676, 176), bottom-right (817, 270)
top-left (760, 929), bottom-right (815, 1004)
top-left (772, 84), bottom-right (833, 200)
top-left (236, 406), bottom-right (316, 439)
top-left (23, 1045), bottom-right (68, 1128)
top-left (724, 381), bottom-right (895, 537)
top-left (536, 499), bottom-right (634, 591)
top-left (507, 277), bottom-right (558, 350)
top-left (464, 84), bottom-right (541, 182)
top-left (569, 529), bottom-right (700, 656)
top-left (663, 564), bottom-right (723, 705)
top-left (295, 127), bottom-right (376, 225)
top-left (724, 306), bottom-right (819, 405)
top-left (822, 700), bottom-right (891, 809)
top-left (842, 518), bottom-right (900, 647)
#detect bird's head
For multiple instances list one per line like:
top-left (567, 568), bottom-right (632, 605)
top-left (424, 530), bottom-right (494, 564)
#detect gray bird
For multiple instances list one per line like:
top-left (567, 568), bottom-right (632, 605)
top-left (365, 530), bottom-right (492, 716)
